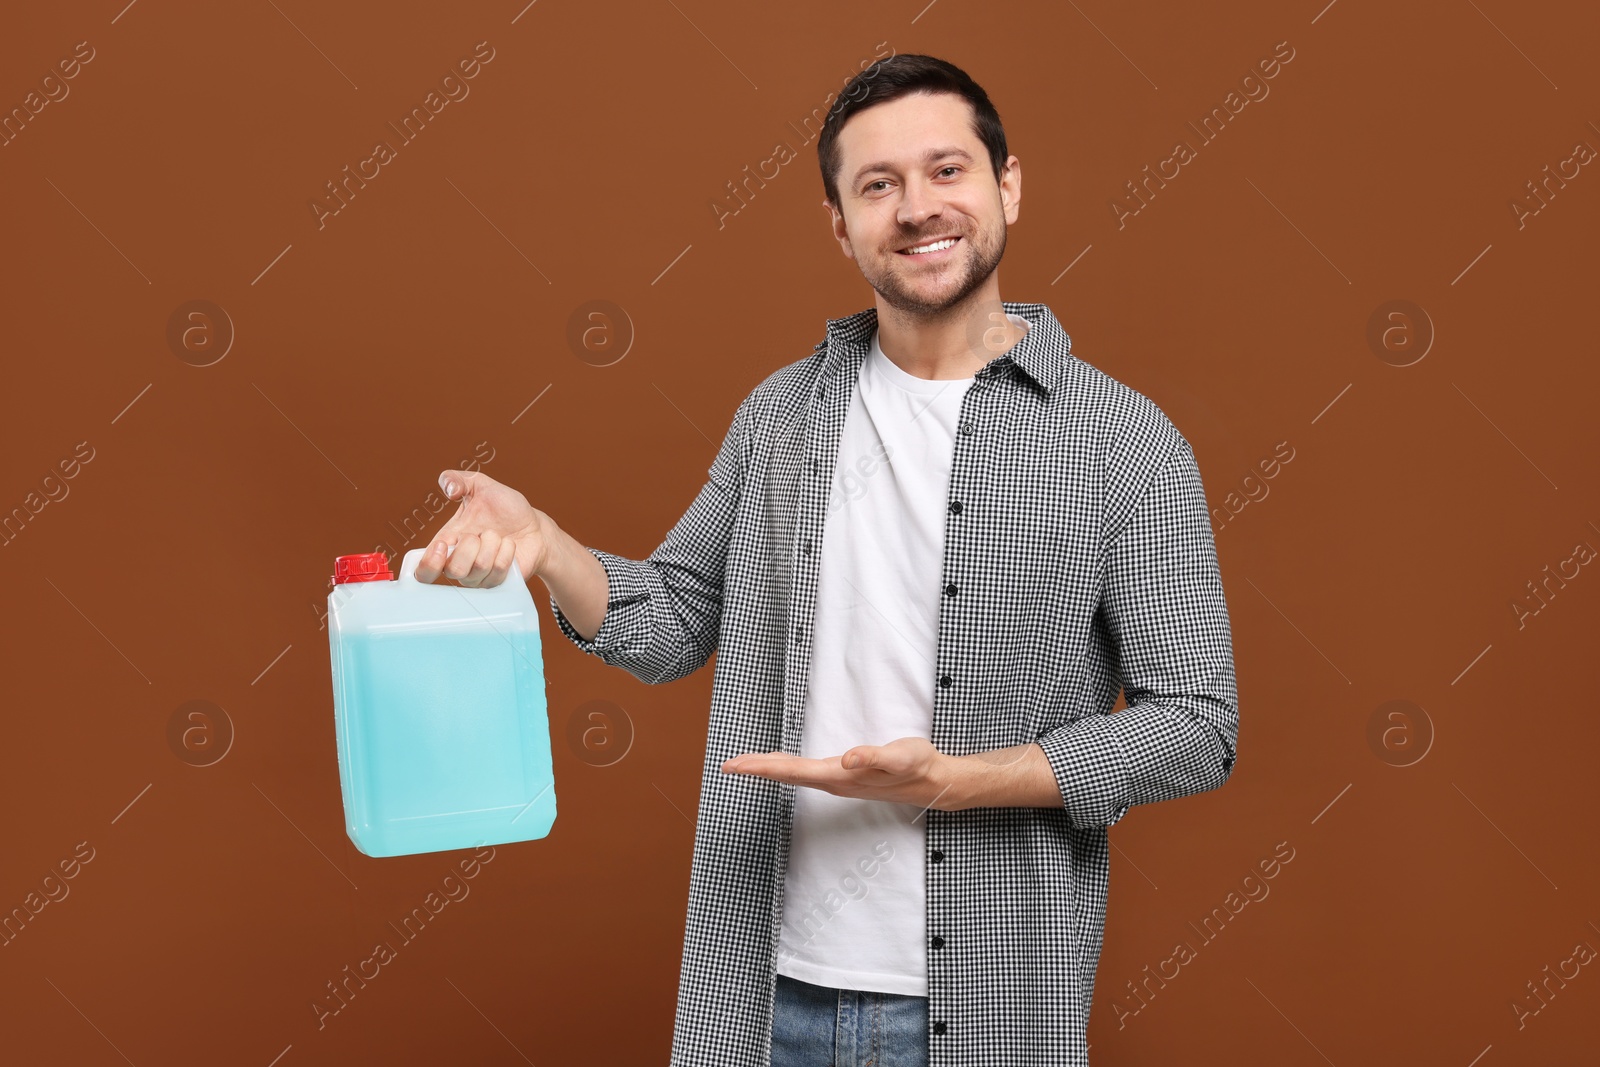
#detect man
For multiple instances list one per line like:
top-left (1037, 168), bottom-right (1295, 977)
top-left (416, 53), bottom-right (1238, 1067)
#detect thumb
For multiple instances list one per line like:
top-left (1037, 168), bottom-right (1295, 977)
top-left (428, 471), bottom-right (482, 552)
top-left (438, 469), bottom-right (478, 501)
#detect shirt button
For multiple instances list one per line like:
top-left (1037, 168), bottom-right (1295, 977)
top-left (932, 1021), bottom-right (948, 1036)
top-left (944, 583), bottom-right (958, 597)
top-left (931, 935), bottom-right (946, 949)
top-left (938, 674), bottom-right (953, 689)
top-left (960, 421), bottom-right (973, 436)
top-left (930, 849), bottom-right (944, 864)
top-left (948, 500), bottom-right (963, 515)
top-left (803, 540), bottom-right (813, 555)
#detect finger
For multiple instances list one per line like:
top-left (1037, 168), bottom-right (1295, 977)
top-left (441, 468), bottom-right (507, 504)
top-left (485, 535), bottom-right (517, 588)
top-left (841, 748), bottom-right (872, 770)
top-left (457, 531), bottom-right (501, 588)
top-left (414, 475), bottom-right (479, 583)
top-left (412, 532), bottom-right (459, 584)
top-left (437, 469), bottom-right (478, 502)
top-left (431, 472), bottom-right (481, 545)
top-left (441, 533), bottom-right (482, 583)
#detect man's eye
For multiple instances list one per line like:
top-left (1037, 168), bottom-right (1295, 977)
top-left (937, 166), bottom-right (960, 177)
top-left (865, 180), bottom-right (889, 193)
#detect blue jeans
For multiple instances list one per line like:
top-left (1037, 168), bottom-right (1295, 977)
top-left (771, 971), bottom-right (929, 1067)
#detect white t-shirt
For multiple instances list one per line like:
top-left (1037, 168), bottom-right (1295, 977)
top-left (774, 315), bottom-right (1028, 996)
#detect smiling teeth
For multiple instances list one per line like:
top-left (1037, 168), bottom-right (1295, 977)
top-left (904, 238), bottom-right (957, 254)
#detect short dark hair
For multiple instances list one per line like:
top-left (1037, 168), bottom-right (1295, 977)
top-left (816, 54), bottom-right (1008, 210)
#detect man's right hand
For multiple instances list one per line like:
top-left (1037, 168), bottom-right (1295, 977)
top-left (412, 470), bottom-right (552, 587)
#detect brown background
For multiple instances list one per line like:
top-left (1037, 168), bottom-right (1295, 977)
top-left (2, 0), bottom-right (1596, 1063)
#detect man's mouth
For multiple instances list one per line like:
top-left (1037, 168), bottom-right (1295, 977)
top-left (896, 235), bottom-right (961, 258)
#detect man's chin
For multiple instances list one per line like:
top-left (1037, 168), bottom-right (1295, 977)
top-left (879, 277), bottom-right (984, 316)
top-left (879, 293), bottom-right (969, 317)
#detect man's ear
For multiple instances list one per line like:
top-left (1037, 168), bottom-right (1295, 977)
top-left (823, 199), bottom-right (854, 259)
top-left (999, 155), bottom-right (1022, 225)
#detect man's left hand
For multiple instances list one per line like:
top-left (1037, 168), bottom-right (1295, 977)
top-left (719, 736), bottom-right (965, 811)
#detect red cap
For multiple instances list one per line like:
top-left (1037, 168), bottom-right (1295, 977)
top-left (331, 552), bottom-right (394, 587)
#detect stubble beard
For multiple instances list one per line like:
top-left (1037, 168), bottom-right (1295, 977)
top-left (856, 219), bottom-right (1007, 319)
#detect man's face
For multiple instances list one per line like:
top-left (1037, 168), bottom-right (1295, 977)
top-left (826, 91), bottom-right (1020, 317)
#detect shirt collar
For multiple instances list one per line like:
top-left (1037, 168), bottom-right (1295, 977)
top-left (816, 301), bottom-right (1074, 396)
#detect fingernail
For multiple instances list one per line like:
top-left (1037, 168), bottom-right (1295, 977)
top-left (440, 475), bottom-right (457, 496)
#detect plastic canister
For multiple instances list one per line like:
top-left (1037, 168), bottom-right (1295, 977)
top-left (325, 546), bottom-right (556, 857)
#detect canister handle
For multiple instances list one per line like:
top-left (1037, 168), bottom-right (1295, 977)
top-left (398, 543), bottom-right (451, 584)
top-left (398, 543), bottom-right (523, 591)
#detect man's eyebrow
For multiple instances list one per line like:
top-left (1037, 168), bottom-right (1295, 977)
top-left (851, 147), bottom-right (976, 188)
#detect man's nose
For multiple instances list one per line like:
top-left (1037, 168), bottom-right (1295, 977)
top-left (897, 180), bottom-right (941, 229)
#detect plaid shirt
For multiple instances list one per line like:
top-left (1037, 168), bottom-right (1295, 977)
top-left (550, 301), bottom-right (1239, 1066)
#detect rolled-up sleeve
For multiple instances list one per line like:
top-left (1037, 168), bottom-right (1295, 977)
top-left (1036, 433), bottom-right (1239, 829)
top-left (548, 391), bottom-right (751, 686)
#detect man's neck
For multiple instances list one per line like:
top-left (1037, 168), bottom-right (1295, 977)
top-left (873, 281), bottom-right (1026, 381)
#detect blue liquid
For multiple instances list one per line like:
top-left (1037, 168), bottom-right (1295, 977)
top-left (335, 628), bottom-right (556, 857)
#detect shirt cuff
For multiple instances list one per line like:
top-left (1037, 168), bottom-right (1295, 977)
top-left (1035, 713), bottom-right (1134, 829)
top-left (548, 547), bottom-right (651, 660)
